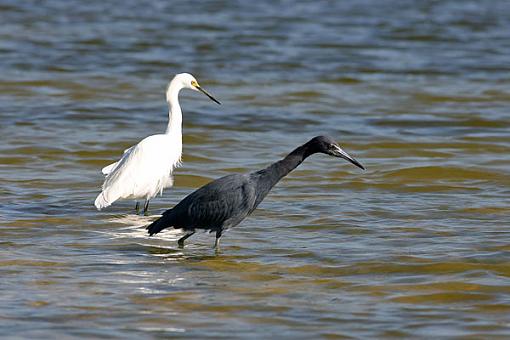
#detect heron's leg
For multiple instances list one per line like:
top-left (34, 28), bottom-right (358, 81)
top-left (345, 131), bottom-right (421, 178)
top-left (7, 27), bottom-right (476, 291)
top-left (143, 200), bottom-right (150, 215)
top-left (135, 201), bottom-right (140, 214)
top-left (178, 231), bottom-right (195, 248)
top-left (214, 229), bottom-right (222, 250)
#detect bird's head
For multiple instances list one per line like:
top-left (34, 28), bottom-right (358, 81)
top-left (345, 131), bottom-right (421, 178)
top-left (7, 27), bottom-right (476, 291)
top-left (173, 73), bottom-right (221, 105)
top-left (308, 135), bottom-right (365, 170)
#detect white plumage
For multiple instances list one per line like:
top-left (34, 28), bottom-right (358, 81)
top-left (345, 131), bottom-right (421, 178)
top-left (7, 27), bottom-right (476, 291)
top-left (95, 73), bottom-right (220, 213)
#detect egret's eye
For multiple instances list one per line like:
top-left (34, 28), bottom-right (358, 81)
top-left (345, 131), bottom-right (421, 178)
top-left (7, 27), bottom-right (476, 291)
top-left (191, 80), bottom-right (199, 88)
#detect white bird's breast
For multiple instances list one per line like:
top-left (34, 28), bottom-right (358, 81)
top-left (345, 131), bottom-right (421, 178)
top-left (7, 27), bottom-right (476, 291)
top-left (138, 134), bottom-right (182, 168)
top-left (103, 133), bottom-right (182, 201)
top-left (135, 133), bottom-right (182, 189)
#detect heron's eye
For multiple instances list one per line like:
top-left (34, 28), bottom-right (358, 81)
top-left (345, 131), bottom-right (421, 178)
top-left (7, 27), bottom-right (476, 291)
top-left (191, 80), bottom-right (199, 87)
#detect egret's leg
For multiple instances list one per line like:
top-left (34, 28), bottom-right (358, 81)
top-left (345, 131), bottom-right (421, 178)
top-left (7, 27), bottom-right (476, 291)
top-left (143, 200), bottom-right (150, 215)
top-left (214, 230), bottom-right (222, 250)
top-left (178, 231), bottom-right (195, 248)
top-left (135, 202), bottom-right (140, 214)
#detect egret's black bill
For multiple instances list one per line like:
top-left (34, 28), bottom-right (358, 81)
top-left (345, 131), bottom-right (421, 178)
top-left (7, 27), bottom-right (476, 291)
top-left (197, 86), bottom-right (221, 105)
top-left (332, 145), bottom-right (365, 170)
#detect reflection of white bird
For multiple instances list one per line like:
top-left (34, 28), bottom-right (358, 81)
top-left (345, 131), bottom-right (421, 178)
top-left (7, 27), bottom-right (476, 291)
top-left (94, 73), bottom-right (221, 214)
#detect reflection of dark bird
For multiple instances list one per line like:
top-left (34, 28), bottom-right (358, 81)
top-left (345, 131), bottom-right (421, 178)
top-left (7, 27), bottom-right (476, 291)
top-left (146, 136), bottom-right (365, 248)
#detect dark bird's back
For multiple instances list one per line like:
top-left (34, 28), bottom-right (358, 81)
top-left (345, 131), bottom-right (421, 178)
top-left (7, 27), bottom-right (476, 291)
top-left (147, 173), bottom-right (258, 236)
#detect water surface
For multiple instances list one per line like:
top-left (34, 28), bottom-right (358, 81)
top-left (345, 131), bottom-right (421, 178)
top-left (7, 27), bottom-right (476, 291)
top-left (1, 0), bottom-right (510, 338)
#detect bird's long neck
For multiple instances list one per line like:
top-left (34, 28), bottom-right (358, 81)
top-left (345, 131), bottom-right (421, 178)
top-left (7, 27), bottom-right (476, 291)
top-left (165, 81), bottom-right (183, 135)
top-left (253, 143), bottom-right (314, 202)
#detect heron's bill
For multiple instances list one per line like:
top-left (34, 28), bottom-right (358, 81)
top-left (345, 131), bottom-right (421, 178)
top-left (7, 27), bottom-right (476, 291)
top-left (332, 145), bottom-right (365, 170)
top-left (197, 86), bottom-right (221, 105)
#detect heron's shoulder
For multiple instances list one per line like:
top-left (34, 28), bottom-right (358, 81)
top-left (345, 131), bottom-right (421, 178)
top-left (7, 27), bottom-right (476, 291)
top-left (183, 174), bottom-right (248, 199)
top-left (135, 134), bottom-right (175, 148)
top-left (181, 174), bottom-right (253, 206)
top-left (215, 173), bottom-right (252, 185)
top-left (170, 173), bottom-right (255, 221)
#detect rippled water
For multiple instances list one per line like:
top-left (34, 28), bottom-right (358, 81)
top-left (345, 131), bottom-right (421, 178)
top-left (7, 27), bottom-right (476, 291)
top-left (2, 0), bottom-right (510, 338)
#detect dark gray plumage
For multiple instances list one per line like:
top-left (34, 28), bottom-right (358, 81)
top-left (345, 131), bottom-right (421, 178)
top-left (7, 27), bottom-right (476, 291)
top-left (146, 135), bottom-right (365, 248)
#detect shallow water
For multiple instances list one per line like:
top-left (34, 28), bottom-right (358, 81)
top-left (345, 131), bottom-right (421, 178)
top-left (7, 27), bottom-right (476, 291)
top-left (1, 0), bottom-right (510, 338)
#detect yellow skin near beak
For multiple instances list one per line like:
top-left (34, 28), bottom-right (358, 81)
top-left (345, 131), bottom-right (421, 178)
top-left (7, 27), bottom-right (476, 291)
top-left (192, 80), bottom-right (221, 105)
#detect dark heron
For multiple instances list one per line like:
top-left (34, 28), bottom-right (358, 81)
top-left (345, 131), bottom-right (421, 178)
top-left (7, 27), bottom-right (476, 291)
top-left (146, 135), bottom-right (365, 248)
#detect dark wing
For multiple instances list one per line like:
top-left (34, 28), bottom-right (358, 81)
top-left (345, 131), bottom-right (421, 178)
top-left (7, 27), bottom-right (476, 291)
top-left (147, 174), bottom-right (255, 235)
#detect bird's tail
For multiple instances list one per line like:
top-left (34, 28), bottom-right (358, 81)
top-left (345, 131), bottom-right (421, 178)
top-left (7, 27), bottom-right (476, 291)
top-left (146, 213), bottom-right (172, 236)
top-left (94, 192), bottom-right (111, 210)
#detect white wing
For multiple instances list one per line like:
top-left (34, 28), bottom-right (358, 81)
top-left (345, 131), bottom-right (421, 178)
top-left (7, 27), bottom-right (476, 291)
top-left (101, 146), bottom-right (134, 176)
top-left (95, 134), bottom-right (181, 210)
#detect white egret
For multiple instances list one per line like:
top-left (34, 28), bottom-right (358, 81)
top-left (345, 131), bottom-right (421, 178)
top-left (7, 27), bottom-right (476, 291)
top-left (94, 73), bottom-right (221, 214)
